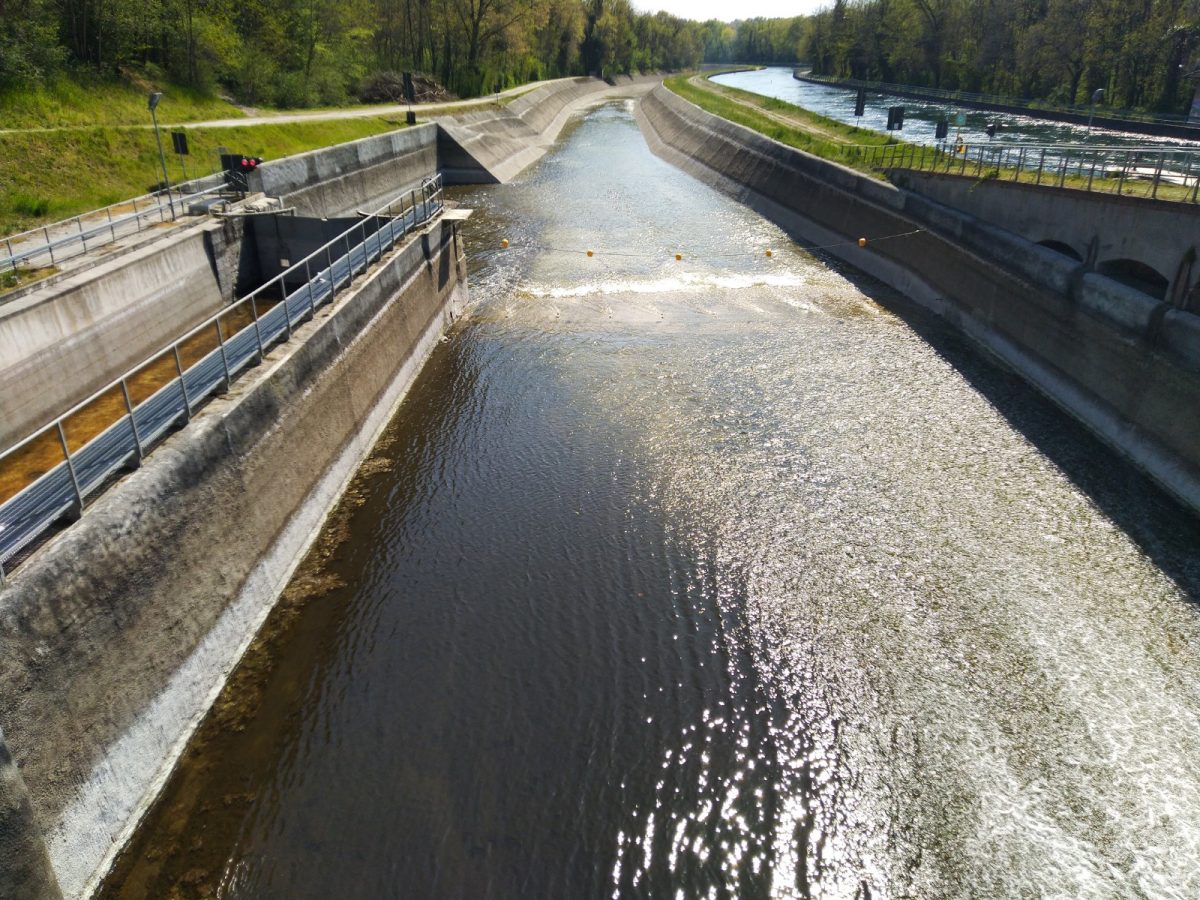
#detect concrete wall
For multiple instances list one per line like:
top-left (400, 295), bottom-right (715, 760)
top-left (249, 124), bottom-right (439, 218)
top-left (0, 218), bottom-right (248, 449)
top-left (893, 170), bottom-right (1200, 308)
top-left (437, 75), bottom-right (660, 183)
top-left (637, 85), bottom-right (1200, 514)
top-left (0, 219), bottom-right (467, 898)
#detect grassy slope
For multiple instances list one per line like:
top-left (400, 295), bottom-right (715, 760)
top-left (0, 70), bottom-right (529, 235)
top-left (664, 73), bottom-right (909, 175)
top-left (0, 116), bottom-right (430, 234)
top-left (0, 75), bottom-right (247, 129)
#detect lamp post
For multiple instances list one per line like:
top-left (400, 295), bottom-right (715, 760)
top-left (148, 92), bottom-right (176, 219)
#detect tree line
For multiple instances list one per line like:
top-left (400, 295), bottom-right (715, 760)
top-left (0, 0), bottom-right (751, 106)
top-left (804, 0), bottom-right (1200, 114)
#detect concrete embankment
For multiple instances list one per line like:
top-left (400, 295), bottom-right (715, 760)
top-left (636, 85), bottom-right (1200, 513)
top-left (891, 170), bottom-right (1199, 308)
top-left (0, 217), bottom-right (252, 449)
top-left (436, 75), bottom-right (660, 183)
top-left (0, 218), bottom-right (467, 897)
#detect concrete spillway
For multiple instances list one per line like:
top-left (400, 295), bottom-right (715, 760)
top-left (97, 99), bottom-right (1200, 898)
top-left (3, 74), bottom-right (1200, 898)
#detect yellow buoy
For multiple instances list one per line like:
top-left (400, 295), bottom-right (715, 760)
top-left (500, 239), bottom-right (509, 249)
top-left (675, 253), bottom-right (683, 261)
top-left (586, 249), bottom-right (594, 258)
top-left (765, 249), bottom-right (774, 258)
top-left (858, 237), bottom-right (868, 247)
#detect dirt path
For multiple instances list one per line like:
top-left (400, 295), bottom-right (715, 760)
top-left (0, 79), bottom-right (566, 135)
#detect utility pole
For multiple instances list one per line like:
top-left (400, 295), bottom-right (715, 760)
top-left (148, 92), bottom-right (176, 219)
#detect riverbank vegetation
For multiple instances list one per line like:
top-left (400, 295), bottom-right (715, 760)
top-left (1, 0), bottom-right (709, 110)
top-left (665, 72), bottom-right (905, 176)
top-left (804, 0), bottom-right (1199, 115)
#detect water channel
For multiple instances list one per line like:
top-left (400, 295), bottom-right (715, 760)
top-left (713, 67), bottom-right (1200, 150)
top-left (103, 99), bottom-right (1200, 898)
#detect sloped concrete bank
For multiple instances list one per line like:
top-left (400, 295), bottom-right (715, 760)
top-left (437, 75), bottom-right (661, 183)
top-left (0, 219), bottom-right (467, 898)
top-left (636, 85), bottom-right (1200, 514)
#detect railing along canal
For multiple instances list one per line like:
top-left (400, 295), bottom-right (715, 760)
top-left (2, 180), bottom-right (228, 275)
top-left (0, 174), bottom-right (445, 584)
top-left (864, 142), bottom-right (1200, 203)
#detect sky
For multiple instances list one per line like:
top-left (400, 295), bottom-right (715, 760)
top-left (634, 0), bottom-right (827, 21)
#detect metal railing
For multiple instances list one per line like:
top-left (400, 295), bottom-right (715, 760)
top-left (0, 174), bottom-right (445, 584)
top-left (865, 141), bottom-right (1200, 203)
top-left (2, 179), bottom-right (226, 275)
top-left (796, 71), bottom-right (1200, 131)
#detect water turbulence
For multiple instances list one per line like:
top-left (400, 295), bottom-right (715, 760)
top-left (105, 101), bottom-right (1200, 899)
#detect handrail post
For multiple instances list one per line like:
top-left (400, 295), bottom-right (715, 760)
top-left (215, 319), bottom-right (232, 391)
top-left (43, 228), bottom-right (55, 265)
top-left (77, 217), bottom-right (87, 250)
top-left (249, 296), bottom-right (266, 363)
top-left (5, 238), bottom-right (14, 274)
top-left (305, 259), bottom-right (315, 315)
top-left (282, 276), bottom-right (294, 340)
top-left (1151, 152), bottom-right (1165, 200)
top-left (1118, 152), bottom-right (1130, 195)
top-left (1035, 149), bottom-right (1046, 185)
top-left (1013, 147), bottom-right (1024, 182)
top-left (324, 245), bottom-right (335, 304)
top-left (56, 421), bottom-right (84, 518)
top-left (172, 345), bottom-right (192, 422)
top-left (1087, 157), bottom-right (1098, 192)
top-left (107, 206), bottom-right (116, 241)
top-left (120, 378), bottom-right (144, 464)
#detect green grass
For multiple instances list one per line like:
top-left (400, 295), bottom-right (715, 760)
top-left (0, 115), bottom-right (418, 235)
top-left (668, 74), bottom-right (1199, 204)
top-left (666, 73), bottom-right (912, 174)
top-left (0, 74), bottom-right (247, 130)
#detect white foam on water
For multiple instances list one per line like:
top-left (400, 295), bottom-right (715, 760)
top-left (521, 271), bottom-right (809, 299)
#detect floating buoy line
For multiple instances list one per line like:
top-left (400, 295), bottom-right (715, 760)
top-left (495, 229), bottom-right (924, 259)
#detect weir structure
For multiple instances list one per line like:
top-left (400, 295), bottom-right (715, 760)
top-left (0, 75), bottom-right (656, 899)
top-left (4, 71), bottom-right (1198, 898)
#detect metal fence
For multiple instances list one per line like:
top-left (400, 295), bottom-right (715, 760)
top-left (2, 180), bottom-right (226, 275)
top-left (0, 174), bottom-right (445, 584)
top-left (796, 71), bottom-right (1199, 131)
top-left (865, 141), bottom-right (1200, 203)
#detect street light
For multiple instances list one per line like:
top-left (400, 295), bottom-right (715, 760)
top-left (148, 91), bottom-right (176, 219)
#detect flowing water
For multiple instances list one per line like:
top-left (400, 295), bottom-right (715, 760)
top-left (105, 100), bottom-right (1200, 899)
top-left (713, 67), bottom-right (1200, 150)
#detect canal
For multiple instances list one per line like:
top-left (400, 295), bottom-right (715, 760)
top-left (103, 100), bottom-right (1200, 898)
top-left (713, 67), bottom-right (1200, 150)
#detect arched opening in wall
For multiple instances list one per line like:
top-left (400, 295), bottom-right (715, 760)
top-left (1096, 258), bottom-right (1169, 300)
top-left (1037, 240), bottom-right (1083, 261)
